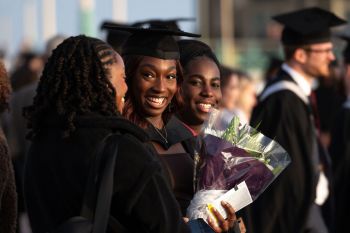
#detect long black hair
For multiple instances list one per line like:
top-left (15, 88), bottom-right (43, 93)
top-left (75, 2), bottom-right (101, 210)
top-left (24, 35), bottom-right (120, 138)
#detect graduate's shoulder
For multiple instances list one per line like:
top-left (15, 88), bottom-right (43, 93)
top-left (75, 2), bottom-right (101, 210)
top-left (258, 88), bottom-right (306, 109)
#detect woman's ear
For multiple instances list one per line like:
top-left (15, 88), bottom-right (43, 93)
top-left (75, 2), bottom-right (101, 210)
top-left (294, 48), bottom-right (308, 64)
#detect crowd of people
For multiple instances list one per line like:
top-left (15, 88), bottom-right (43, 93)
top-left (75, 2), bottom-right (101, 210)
top-left (0, 5), bottom-right (350, 233)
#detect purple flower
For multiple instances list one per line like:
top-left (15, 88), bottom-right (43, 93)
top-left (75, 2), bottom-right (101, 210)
top-left (198, 134), bottom-right (274, 199)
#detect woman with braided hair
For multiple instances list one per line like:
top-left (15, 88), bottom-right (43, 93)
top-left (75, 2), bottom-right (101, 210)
top-left (0, 60), bottom-right (17, 233)
top-left (23, 35), bottom-right (190, 233)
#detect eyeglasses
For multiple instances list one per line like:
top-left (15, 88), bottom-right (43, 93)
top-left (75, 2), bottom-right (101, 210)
top-left (303, 48), bottom-right (334, 54)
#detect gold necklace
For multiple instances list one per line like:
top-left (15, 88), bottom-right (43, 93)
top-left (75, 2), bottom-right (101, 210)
top-left (149, 122), bottom-right (168, 144)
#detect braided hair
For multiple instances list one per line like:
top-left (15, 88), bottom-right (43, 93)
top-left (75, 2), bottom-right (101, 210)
top-left (0, 61), bottom-right (11, 113)
top-left (24, 35), bottom-right (120, 138)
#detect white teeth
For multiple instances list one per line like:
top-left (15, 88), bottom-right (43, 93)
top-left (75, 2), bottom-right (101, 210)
top-left (148, 97), bottom-right (165, 105)
top-left (121, 97), bottom-right (125, 103)
top-left (199, 103), bottom-right (212, 109)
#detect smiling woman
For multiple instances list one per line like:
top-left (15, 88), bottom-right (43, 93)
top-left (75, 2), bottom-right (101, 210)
top-left (134, 57), bottom-right (177, 120)
top-left (123, 54), bottom-right (182, 129)
top-left (176, 39), bottom-right (245, 232)
top-left (100, 25), bottom-right (241, 232)
top-left (101, 25), bottom-right (200, 136)
top-left (177, 39), bottom-right (222, 133)
top-left (112, 26), bottom-right (204, 221)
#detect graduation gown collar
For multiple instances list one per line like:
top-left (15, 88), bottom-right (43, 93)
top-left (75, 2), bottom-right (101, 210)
top-left (281, 63), bottom-right (312, 96)
top-left (146, 115), bottom-right (196, 150)
top-left (260, 68), bottom-right (311, 105)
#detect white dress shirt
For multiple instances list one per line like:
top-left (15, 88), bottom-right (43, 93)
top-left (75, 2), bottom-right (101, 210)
top-left (281, 63), bottom-right (312, 96)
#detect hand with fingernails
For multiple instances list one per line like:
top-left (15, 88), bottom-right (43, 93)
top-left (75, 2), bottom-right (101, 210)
top-left (206, 201), bottom-right (237, 233)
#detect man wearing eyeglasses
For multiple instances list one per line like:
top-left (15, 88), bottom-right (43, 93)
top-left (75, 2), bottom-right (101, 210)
top-left (241, 7), bottom-right (347, 233)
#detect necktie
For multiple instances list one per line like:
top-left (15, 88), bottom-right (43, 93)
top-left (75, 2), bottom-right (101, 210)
top-left (309, 91), bottom-right (321, 134)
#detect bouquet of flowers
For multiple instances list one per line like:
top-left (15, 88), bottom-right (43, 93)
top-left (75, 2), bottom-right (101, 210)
top-left (187, 109), bottom-right (291, 222)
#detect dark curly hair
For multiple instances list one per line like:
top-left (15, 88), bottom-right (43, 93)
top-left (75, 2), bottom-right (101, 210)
top-left (24, 35), bottom-right (120, 138)
top-left (0, 61), bottom-right (11, 113)
top-left (122, 55), bottom-right (184, 128)
top-left (177, 39), bottom-right (220, 74)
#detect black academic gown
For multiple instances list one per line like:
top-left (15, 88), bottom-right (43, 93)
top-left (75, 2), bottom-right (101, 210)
top-left (24, 114), bottom-right (190, 233)
top-left (315, 80), bottom-right (344, 135)
top-left (146, 116), bottom-right (197, 216)
top-left (241, 69), bottom-right (318, 233)
top-left (329, 102), bottom-right (350, 233)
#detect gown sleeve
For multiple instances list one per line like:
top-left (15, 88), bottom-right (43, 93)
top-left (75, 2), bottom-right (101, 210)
top-left (111, 133), bottom-right (190, 233)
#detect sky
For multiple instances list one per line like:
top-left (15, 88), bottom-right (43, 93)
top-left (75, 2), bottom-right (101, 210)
top-left (0, 0), bottom-right (198, 59)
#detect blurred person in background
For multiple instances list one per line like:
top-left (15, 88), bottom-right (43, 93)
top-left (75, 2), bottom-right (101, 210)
top-left (10, 52), bottom-right (43, 92)
top-left (314, 61), bottom-right (344, 149)
top-left (220, 66), bottom-right (256, 125)
top-left (329, 34), bottom-right (350, 233)
top-left (0, 60), bottom-right (17, 233)
top-left (264, 56), bottom-right (283, 83)
top-left (235, 74), bottom-right (256, 125)
top-left (0, 49), bottom-right (7, 68)
top-left (220, 66), bottom-right (240, 111)
top-left (2, 35), bottom-right (65, 233)
top-left (243, 7), bottom-right (346, 233)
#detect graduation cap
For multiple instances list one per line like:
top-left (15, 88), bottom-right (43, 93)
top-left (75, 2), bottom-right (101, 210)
top-left (273, 7), bottom-right (347, 46)
top-left (102, 24), bottom-right (200, 60)
top-left (100, 21), bottom-right (131, 53)
top-left (131, 18), bottom-right (195, 31)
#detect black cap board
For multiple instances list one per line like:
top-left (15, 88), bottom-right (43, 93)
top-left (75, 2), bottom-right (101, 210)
top-left (102, 24), bottom-right (200, 60)
top-left (132, 18), bottom-right (195, 31)
top-left (100, 21), bottom-right (131, 53)
top-left (273, 7), bottom-right (347, 46)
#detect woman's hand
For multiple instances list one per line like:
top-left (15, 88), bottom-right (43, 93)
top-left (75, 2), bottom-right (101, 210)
top-left (207, 201), bottom-right (237, 232)
top-left (237, 217), bottom-right (246, 233)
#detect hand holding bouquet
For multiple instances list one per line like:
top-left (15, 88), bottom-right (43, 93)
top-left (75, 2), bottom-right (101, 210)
top-left (187, 109), bottom-right (290, 222)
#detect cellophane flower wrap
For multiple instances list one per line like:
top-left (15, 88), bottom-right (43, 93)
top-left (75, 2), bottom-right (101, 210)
top-left (187, 109), bottom-right (291, 221)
